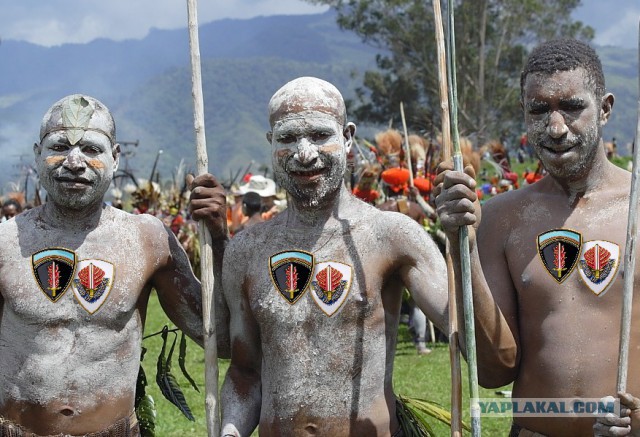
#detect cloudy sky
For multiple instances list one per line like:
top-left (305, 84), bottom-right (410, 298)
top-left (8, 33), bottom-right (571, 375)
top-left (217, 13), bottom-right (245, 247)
top-left (0, 0), bottom-right (638, 48)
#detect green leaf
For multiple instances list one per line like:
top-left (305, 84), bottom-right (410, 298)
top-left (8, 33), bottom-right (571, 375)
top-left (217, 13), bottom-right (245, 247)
top-left (136, 394), bottom-right (157, 437)
top-left (179, 332), bottom-right (200, 392)
top-left (135, 364), bottom-right (148, 406)
top-left (61, 96), bottom-right (94, 145)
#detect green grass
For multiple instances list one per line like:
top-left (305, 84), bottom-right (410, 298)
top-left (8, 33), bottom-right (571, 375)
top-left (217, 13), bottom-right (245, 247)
top-left (141, 292), bottom-right (513, 436)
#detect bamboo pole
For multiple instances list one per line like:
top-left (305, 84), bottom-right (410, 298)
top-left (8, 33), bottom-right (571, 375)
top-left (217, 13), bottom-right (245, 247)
top-left (400, 102), bottom-right (415, 188)
top-left (432, 1), bottom-right (462, 435)
top-left (617, 19), bottom-right (640, 394)
top-left (186, 0), bottom-right (219, 435)
top-left (446, 0), bottom-right (481, 435)
top-left (400, 101), bottom-right (438, 346)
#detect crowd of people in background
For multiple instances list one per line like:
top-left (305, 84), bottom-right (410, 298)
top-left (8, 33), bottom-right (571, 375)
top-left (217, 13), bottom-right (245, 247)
top-left (0, 128), bottom-right (626, 356)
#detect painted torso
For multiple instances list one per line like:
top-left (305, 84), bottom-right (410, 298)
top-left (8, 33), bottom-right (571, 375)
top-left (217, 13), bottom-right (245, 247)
top-left (0, 205), bottom-right (161, 434)
top-left (480, 170), bottom-right (640, 435)
top-left (225, 195), bottom-right (430, 436)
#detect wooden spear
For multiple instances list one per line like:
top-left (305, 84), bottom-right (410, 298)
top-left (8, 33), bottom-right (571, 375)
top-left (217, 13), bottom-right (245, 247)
top-left (446, 0), bottom-right (481, 434)
top-left (617, 19), bottom-right (640, 394)
top-left (400, 102), bottom-right (415, 188)
top-left (399, 102), bottom-right (438, 345)
top-left (431, 1), bottom-right (462, 435)
top-left (186, 0), bottom-right (219, 435)
top-left (400, 102), bottom-right (438, 219)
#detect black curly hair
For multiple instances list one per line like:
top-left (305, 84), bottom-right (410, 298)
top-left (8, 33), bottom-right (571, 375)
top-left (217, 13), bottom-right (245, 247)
top-left (520, 38), bottom-right (605, 100)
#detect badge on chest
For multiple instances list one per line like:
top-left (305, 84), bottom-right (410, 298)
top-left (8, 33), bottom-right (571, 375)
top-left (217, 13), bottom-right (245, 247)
top-left (32, 248), bottom-right (76, 302)
top-left (577, 241), bottom-right (620, 296)
top-left (31, 248), bottom-right (114, 313)
top-left (269, 250), bottom-right (353, 315)
top-left (536, 230), bottom-right (621, 295)
top-left (71, 259), bottom-right (115, 313)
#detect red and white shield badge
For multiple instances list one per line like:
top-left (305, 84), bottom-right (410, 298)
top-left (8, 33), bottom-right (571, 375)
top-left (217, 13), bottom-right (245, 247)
top-left (72, 259), bottom-right (114, 314)
top-left (310, 261), bottom-right (352, 316)
top-left (577, 240), bottom-right (620, 296)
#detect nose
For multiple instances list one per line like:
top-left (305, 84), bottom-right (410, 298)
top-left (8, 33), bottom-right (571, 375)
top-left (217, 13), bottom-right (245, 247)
top-left (294, 139), bottom-right (319, 165)
top-left (546, 111), bottom-right (569, 138)
top-left (63, 147), bottom-right (87, 172)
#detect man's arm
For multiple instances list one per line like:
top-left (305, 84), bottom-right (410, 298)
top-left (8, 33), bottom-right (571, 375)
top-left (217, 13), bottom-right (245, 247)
top-left (392, 213), bottom-right (448, 333)
top-left (220, 240), bottom-right (262, 437)
top-left (435, 167), bottom-right (519, 388)
top-left (150, 221), bottom-right (204, 347)
top-left (0, 292), bottom-right (3, 336)
top-left (188, 172), bottom-right (232, 357)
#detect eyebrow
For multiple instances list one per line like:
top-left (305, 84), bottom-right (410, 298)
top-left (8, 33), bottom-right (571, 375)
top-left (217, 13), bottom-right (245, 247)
top-left (525, 101), bottom-right (548, 111)
top-left (559, 97), bottom-right (586, 106)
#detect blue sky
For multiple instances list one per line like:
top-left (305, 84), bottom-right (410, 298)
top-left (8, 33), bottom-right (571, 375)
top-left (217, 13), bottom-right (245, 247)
top-left (0, 0), bottom-right (637, 48)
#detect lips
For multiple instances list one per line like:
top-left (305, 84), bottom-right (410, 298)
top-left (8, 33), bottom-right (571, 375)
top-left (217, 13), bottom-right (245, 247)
top-left (56, 176), bottom-right (92, 187)
top-left (539, 140), bottom-right (578, 155)
top-left (289, 168), bottom-right (326, 177)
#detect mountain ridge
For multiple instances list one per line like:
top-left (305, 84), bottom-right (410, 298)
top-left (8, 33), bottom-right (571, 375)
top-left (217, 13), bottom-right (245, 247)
top-left (0, 10), bottom-right (636, 193)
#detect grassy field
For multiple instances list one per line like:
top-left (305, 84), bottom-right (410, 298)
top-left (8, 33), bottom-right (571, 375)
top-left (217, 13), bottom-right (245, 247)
top-left (141, 292), bottom-right (513, 436)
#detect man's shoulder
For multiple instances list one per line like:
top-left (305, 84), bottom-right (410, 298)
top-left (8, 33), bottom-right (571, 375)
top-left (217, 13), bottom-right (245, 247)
top-left (482, 180), bottom-right (543, 213)
top-left (110, 208), bottom-right (164, 228)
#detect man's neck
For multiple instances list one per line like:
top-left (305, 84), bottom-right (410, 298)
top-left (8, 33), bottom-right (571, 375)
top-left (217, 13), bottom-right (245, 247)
top-left (548, 145), bottom-right (617, 203)
top-left (284, 184), bottom-right (351, 229)
top-left (42, 201), bottom-right (106, 231)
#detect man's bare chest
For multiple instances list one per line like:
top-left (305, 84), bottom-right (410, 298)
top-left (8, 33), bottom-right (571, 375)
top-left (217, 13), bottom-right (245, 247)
top-left (244, 228), bottom-right (391, 328)
top-left (0, 230), bottom-right (149, 324)
top-left (504, 203), bottom-right (630, 307)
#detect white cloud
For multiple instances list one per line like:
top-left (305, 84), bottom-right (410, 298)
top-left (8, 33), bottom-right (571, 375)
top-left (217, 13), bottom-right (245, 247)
top-left (595, 7), bottom-right (640, 48)
top-left (0, 0), bottom-right (329, 47)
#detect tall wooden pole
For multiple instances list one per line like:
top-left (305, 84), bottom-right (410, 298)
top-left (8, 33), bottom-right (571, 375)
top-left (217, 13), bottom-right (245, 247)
top-left (186, 0), bottom-right (219, 435)
top-left (400, 102), bottom-right (415, 188)
top-left (446, 0), bottom-right (481, 435)
top-left (432, 1), bottom-right (462, 435)
top-left (617, 19), bottom-right (640, 394)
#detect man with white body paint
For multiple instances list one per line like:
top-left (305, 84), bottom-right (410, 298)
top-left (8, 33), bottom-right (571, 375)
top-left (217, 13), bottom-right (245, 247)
top-left (191, 76), bottom-right (448, 436)
top-left (0, 95), bottom-right (226, 436)
top-left (434, 39), bottom-right (640, 436)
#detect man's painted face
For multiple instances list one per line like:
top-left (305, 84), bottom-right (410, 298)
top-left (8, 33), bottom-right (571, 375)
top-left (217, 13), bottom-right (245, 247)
top-left (270, 112), bottom-right (350, 208)
top-left (36, 130), bottom-right (118, 210)
top-left (523, 68), bottom-right (608, 182)
top-left (2, 205), bottom-right (18, 219)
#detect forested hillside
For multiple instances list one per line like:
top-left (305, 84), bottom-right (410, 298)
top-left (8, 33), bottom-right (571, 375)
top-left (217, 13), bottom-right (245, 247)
top-left (0, 10), bottom-right (636, 192)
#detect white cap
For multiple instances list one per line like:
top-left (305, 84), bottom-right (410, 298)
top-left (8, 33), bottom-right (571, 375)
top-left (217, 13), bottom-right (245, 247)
top-left (238, 175), bottom-right (277, 197)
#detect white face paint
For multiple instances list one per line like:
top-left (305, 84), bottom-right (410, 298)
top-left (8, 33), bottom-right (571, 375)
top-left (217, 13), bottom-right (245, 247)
top-left (35, 130), bottom-right (119, 210)
top-left (271, 113), bottom-right (350, 208)
top-left (523, 68), bottom-right (606, 182)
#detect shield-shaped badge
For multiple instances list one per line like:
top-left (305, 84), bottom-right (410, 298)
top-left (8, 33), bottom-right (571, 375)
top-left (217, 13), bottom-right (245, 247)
top-left (269, 250), bottom-right (314, 304)
top-left (32, 248), bottom-right (76, 302)
top-left (310, 261), bottom-right (352, 316)
top-left (537, 229), bottom-right (582, 283)
top-left (72, 259), bottom-right (114, 314)
top-left (577, 240), bottom-right (620, 296)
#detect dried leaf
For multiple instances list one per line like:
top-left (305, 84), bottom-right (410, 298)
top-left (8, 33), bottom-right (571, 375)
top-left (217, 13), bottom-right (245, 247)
top-left (399, 395), bottom-right (471, 432)
top-left (156, 327), bottom-right (195, 421)
top-left (179, 332), bottom-right (200, 392)
top-left (156, 370), bottom-right (195, 421)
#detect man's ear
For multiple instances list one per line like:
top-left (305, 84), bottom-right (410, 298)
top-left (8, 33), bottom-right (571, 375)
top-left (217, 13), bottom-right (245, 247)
top-left (343, 122), bottom-right (356, 153)
top-left (112, 143), bottom-right (121, 171)
top-left (600, 93), bottom-right (615, 126)
top-left (266, 131), bottom-right (273, 144)
top-left (33, 142), bottom-right (42, 157)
